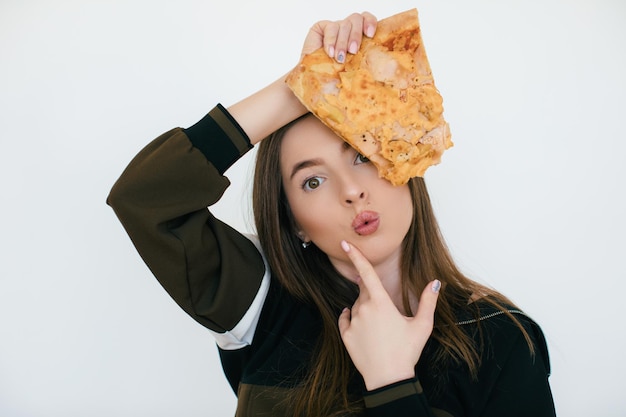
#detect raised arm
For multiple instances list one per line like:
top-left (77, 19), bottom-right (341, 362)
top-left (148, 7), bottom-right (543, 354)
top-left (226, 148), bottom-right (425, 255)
top-left (107, 108), bottom-right (266, 337)
top-left (107, 10), bottom-right (378, 342)
top-left (228, 11), bottom-right (377, 145)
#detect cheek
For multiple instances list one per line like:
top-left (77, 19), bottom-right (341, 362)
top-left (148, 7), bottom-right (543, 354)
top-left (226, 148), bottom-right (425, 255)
top-left (289, 199), bottom-right (310, 230)
top-left (387, 187), bottom-right (414, 232)
top-left (286, 190), bottom-right (345, 250)
top-left (285, 189), bottom-right (323, 233)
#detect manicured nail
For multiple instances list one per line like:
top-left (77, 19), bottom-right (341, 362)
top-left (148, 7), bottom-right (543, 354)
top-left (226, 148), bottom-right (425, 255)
top-left (337, 51), bottom-right (345, 63)
top-left (366, 25), bottom-right (375, 38)
top-left (328, 45), bottom-right (335, 59)
top-left (341, 240), bottom-right (350, 252)
top-left (348, 41), bottom-right (358, 54)
top-left (432, 280), bottom-right (441, 293)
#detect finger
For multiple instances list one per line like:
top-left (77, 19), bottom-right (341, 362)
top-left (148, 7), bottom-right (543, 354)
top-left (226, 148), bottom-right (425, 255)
top-left (334, 18), bottom-right (354, 63)
top-left (338, 307), bottom-right (351, 336)
top-left (320, 21), bottom-right (340, 59)
top-left (345, 13), bottom-right (364, 56)
top-left (412, 280), bottom-right (441, 327)
top-left (361, 11), bottom-right (378, 38)
top-left (340, 240), bottom-right (387, 296)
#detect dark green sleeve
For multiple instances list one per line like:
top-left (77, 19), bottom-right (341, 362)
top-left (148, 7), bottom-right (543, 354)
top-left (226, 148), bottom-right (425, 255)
top-left (107, 105), bottom-right (265, 333)
top-left (363, 377), bottom-right (438, 417)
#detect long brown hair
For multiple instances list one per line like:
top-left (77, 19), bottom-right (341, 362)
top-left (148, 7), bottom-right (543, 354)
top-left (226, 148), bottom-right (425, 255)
top-left (252, 115), bottom-right (532, 416)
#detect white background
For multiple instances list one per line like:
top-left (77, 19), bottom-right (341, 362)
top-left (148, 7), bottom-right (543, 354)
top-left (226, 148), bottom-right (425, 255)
top-left (1, 0), bottom-right (624, 416)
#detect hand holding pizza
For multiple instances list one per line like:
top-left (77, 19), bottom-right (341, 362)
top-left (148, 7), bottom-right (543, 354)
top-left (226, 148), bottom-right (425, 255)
top-left (337, 240), bottom-right (441, 391)
top-left (300, 12), bottom-right (378, 62)
top-left (288, 9), bottom-right (453, 185)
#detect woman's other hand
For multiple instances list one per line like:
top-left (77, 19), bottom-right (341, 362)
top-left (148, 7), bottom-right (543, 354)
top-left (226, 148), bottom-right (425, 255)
top-left (301, 12), bottom-right (378, 63)
top-left (337, 240), bottom-right (441, 391)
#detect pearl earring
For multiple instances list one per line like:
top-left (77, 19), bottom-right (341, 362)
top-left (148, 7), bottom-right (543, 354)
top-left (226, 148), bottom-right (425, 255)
top-left (301, 241), bottom-right (311, 249)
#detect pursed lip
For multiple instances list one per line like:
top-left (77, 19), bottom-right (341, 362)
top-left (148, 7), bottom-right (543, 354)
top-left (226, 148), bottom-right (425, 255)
top-left (352, 210), bottom-right (380, 236)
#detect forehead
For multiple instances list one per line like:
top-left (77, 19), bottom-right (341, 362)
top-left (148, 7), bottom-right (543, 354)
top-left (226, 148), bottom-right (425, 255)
top-left (280, 115), bottom-right (347, 164)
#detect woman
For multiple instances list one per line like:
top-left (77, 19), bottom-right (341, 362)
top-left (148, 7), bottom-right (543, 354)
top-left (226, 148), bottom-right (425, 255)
top-left (108, 11), bottom-right (556, 417)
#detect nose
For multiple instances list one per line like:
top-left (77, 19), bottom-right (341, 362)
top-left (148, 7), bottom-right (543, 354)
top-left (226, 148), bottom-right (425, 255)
top-left (342, 178), bottom-right (367, 206)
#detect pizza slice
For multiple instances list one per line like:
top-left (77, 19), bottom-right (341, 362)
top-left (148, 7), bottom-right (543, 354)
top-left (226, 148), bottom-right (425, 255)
top-left (285, 8), bottom-right (452, 185)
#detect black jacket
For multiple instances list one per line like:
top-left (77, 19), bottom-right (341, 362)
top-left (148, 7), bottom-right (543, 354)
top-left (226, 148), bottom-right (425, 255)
top-left (108, 104), bottom-right (556, 416)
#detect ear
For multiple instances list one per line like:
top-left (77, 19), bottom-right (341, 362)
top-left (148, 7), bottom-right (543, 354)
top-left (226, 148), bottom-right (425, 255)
top-left (296, 230), bottom-right (310, 243)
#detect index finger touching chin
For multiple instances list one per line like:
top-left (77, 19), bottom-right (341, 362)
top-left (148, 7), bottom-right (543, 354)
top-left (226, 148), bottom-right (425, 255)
top-left (340, 240), bottom-right (371, 272)
top-left (340, 240), bottom-right (384, 293)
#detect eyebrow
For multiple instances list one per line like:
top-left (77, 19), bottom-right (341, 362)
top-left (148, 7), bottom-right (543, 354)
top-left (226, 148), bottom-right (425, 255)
top-left (288, 142), bottom-right (354, 181)
top-left (289, 158), bottom-right (323, 181)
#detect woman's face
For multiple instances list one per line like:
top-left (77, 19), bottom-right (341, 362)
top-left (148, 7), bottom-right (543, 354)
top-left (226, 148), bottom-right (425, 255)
top-left (280, 115), bottom-right (413, 281)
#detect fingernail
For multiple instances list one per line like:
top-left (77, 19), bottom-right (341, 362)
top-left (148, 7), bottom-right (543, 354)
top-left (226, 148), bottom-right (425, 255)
top-left (328, 45), bottom-right (335, 59)
top-left (348, 41), bottom-right (358, 54)
top-left (432, 280), bottom-right (441, 293)
top-left (337, 51), bottom-right (345, 63)
top-left (341, 240), bottom-right (350, 252)
top-left (366, 25), bottom-right (375, 38)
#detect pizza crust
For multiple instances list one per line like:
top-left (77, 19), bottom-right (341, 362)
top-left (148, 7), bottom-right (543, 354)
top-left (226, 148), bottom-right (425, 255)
top-left (286, 8), bottom-right (452, 185)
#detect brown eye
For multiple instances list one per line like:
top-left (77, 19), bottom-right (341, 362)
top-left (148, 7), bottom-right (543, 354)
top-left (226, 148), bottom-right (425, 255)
top-left (303, 177), bottom-right (323, 191)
